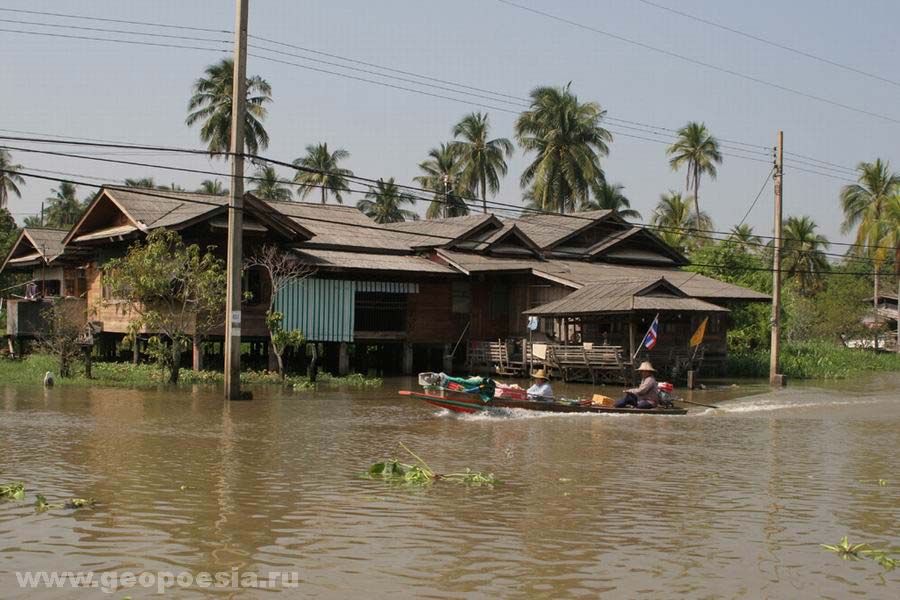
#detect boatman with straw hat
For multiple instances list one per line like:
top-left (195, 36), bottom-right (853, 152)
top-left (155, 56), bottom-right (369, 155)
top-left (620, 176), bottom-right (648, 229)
top-left (527, 369), bottom-right (554, 402)
top-left (615, 362), bottom-right (659, 409)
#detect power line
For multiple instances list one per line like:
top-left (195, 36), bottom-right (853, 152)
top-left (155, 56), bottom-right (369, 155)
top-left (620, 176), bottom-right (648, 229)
top-left (0, 13), bottom-right (775, 155)
top-left (0, 27), bottom-right (228, 53)
top-left (1, 134), bottom-right (889, 252)
top-left (1, 148), bottom-right (887, 265)
top-left (2, 167), bottom-right (880, 277)
top-left (493, 0), bottom-right (900, 125)
top-left (0, 17), bottom-right (230, 44)
top-left (635, 0), bottom-right (900, 89)
top-left (736, 167), bottom-right (775, 227)
top-left (0, 7), bottom-right (230, 34)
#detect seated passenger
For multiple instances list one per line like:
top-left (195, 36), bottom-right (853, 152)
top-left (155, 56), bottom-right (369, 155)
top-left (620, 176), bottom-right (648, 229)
top-left (527, 370), bottom-right (553, 401)
top-left (615, 362), bottom-right (659, 409)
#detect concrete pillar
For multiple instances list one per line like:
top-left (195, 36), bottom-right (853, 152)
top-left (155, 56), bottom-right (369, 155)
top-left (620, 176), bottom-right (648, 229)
top-left (192, 336), bottom-right (204, 371)
top-left (402, 342), bottom-right (414, 375)
top-left (338, 342), bottom-right (350, 375)
top-left (442, 343), bottom-right (453, 373)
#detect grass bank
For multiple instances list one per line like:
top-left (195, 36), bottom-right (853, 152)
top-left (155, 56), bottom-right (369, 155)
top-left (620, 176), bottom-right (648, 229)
top-left (727, 341), bottom-right (900, 379)
top-left (0, 354), bottom-right (382, 389)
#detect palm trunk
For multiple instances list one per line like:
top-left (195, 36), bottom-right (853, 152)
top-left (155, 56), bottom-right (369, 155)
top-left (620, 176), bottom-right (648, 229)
top-left (321, 186), bottom-right (326, 205)
top-left (481, 176), bottom-right (487, 214)
top-left (693, 166), bottom-right (702, 236)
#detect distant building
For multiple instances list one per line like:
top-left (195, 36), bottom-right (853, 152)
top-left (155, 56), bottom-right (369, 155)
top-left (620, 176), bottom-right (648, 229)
top-left (1, 187), bottom-right (768, 379)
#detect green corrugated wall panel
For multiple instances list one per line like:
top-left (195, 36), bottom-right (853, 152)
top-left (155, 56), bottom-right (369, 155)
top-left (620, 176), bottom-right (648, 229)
top-left (274, 278), bottom-right (356, 342)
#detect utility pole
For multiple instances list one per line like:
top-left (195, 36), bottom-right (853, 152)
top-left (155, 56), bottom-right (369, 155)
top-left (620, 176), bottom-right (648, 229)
top-left (769, 130), bottom-right (784, 386)
top-left (224, 0), bottom-right (249, 400)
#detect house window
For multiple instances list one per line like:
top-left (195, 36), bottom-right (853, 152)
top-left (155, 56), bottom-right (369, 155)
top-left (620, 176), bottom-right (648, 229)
top-left (355, 292), bottom-right (407, 331)
top-left (451, 281), bottom-right (471, 314)
top-left (37, 280), bottom-right (61, 297)
top-left (242, 268), bottom-right (263, 306)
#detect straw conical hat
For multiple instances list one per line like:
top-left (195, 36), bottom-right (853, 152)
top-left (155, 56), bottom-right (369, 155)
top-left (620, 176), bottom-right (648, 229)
top-left (531, 369), bottom-right (549, 380)
top-left (636, 361), bottom-right (656, 373)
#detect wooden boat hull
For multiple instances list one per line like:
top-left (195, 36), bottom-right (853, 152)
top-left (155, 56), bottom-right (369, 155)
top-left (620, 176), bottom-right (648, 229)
top-left (399, 390), bottom-right (687, 415)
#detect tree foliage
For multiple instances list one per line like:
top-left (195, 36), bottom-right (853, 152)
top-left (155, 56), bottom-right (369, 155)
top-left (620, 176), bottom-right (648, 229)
top-left (186, 58), bottom-right (272, 156)
top-left (293, 143), bottom-right (353, 204)
top-left (252, 166), bottom-right (293, 201)
top-left (667, 121), bottom-right (722, 233)
top-left (357, 178), bottom-right (418, 224)
top-left (244, 244), bottom-right (314, 376)
top-left (450, 111), bottom-right (513, 214)
top-left (0, 149), bottom-right (25, 210)
top-left (101, 230), bottom-right (226, 383)
top-left (515, 83), bottom-right (611, 214)
top-left (413, 143), bottom-right (468, 219)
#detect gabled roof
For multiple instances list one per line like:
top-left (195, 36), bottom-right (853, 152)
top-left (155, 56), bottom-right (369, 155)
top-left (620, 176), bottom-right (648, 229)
top-left (64, 187), bottom-right (313, 246)
top-left (0, 227), bottom-right (68, 272)
top-left (472, 223), bottom-right (543, 256)
top-left (586, 226), bottom-right (687, 265)
top-left (524, 277), bottom-right (730, 316)
top-left (513, 209), bottom-right (614, 249)
top-left (290, 248), bottom-right (457, 274)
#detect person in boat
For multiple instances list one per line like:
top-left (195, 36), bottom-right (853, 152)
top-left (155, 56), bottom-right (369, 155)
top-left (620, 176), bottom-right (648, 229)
top-left (527, 370), bottom-right (554, 402)
top-left (615, 362), bottom-right (659, 409)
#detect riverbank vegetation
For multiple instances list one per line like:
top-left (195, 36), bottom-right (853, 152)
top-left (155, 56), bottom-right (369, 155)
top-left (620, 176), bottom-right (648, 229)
top-left (0, 353), bottom-right (381, 389)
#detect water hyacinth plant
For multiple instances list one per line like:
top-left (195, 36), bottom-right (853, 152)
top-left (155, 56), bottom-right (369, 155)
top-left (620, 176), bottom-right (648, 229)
top-left (822, 537), bottom-right (898, 571)
top-left (366, 443), bottom-right (497, 486)
top-left (0, 482), bottom-right (25, 500)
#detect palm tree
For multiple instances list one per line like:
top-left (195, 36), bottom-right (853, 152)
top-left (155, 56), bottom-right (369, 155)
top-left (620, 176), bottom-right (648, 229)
top-left (196, 179), bottom-right (228, 196)
top-left (123, 177), bottom-right (157, 189)
top-left (840, 159), bottom-right (900, 315)
top-left (728, 224), bottom-right (762, 252)
top-left (450, 112), bottom-right (513, 214)
top-left (515, 83), bottom-right (612, 214)
top-left (0, 149), bottom-right (25, 210)
top-left (157, 182), bottom-right (186, 192)
top-left (667, 122), bottom-right (722, 232)
top-left (293, 143), bottom-right (353, 204)
top-left (782, 216), bottom-right (830, 295)
top-left (581, 181), bottom-right (641, 220)
top-left (252, 166), bottom-right (292, 201)
top-left (651, 191), bottom-right (711, 252)
top-left (357, 178), bottom-right (417, 224)
top-left (413, 143), bottom-right (469, 219)
top-left (44, 182), bottom-right (83, 228)
top-left (186, 58), bottom-right (272, 156)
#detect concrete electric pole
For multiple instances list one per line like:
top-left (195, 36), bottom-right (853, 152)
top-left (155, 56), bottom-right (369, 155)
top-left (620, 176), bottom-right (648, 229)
top-left (769, 130), bottom-right (784, 386)
top-left (225, 0), bottom-right (249, 400)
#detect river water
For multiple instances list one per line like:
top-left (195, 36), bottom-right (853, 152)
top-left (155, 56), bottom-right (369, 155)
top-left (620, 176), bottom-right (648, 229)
top-left (0, 374), bottom-right (898, 598)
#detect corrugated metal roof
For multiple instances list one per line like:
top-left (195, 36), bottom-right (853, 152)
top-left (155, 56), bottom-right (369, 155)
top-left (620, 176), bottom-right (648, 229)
top-left (290, 248), bottom-right (455, 274)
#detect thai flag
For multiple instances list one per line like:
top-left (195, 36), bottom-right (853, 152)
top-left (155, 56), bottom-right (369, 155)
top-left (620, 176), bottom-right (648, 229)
top-left (642, 315), bottom-right (659, 350)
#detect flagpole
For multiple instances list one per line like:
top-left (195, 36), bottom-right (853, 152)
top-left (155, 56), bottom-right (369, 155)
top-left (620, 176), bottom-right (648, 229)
top-left (631, 313), bottom-right (659, 362)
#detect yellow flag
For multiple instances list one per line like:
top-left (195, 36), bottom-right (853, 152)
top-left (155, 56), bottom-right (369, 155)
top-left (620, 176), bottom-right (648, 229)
top-left (690, 317), bottom-right (709, 348)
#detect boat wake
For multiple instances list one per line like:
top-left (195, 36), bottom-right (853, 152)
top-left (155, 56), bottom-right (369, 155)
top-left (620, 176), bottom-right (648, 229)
top-left (695, 394), bottom-right (884, 416)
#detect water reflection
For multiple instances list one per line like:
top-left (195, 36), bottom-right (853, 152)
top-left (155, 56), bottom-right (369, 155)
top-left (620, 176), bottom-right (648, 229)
top-left (0, 374), bottom-right (897, 598)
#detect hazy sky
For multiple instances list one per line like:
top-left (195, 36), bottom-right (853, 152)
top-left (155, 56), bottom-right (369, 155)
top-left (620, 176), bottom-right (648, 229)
top-left (2, 0), bottom-right (899, 245)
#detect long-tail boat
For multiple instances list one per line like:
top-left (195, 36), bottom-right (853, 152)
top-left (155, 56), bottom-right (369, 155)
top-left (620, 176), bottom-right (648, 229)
top-left (399, 375), bottom-right (688, 416)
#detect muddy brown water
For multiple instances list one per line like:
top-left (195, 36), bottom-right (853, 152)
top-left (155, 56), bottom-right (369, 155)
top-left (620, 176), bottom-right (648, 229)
top-left (0, 374), bottom-right (898, 598)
